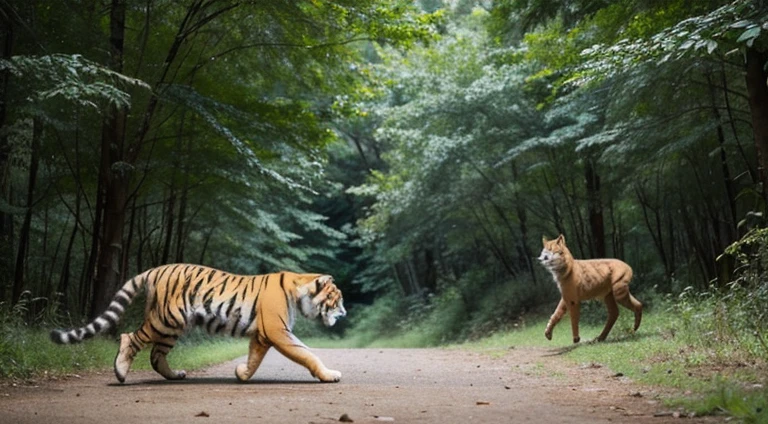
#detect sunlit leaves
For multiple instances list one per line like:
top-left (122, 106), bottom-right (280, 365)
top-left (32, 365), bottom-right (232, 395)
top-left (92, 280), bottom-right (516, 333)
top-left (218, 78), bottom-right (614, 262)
top-left (0, 54), bottom-right (150, 109)
top-left (578, 0), bottom-right (768, 86)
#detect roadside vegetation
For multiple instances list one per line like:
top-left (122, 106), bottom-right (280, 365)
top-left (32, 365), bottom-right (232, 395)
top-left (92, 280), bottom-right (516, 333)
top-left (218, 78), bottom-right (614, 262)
top-left (2, 1), bottom-right (767, 423)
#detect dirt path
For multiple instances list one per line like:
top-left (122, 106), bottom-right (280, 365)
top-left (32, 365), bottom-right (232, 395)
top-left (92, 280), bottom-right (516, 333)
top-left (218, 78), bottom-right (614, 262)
top-left (1, 346), bottom-right (722, 423)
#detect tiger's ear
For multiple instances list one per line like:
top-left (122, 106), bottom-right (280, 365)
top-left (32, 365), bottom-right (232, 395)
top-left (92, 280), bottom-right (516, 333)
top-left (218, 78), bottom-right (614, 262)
top-left (311, 275), bottom-right (334, 294)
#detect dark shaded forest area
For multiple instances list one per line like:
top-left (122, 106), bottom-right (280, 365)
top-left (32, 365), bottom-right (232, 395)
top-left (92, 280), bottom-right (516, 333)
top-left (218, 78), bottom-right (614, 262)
top-left (1, 0), bottom-right (767, 345)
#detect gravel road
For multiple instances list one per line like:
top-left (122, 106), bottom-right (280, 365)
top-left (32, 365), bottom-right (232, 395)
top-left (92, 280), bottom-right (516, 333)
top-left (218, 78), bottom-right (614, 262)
top-left (0, 346), bottom-right (723, 423)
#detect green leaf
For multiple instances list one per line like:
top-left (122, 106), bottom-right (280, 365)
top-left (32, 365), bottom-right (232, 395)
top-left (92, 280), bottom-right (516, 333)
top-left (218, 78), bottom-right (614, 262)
top-left (736, 26), bottom-right (761, 44)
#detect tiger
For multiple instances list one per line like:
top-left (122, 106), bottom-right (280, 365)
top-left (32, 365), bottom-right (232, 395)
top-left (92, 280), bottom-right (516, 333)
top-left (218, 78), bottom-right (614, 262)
top-left (50, 264), bottom-right (346, 383)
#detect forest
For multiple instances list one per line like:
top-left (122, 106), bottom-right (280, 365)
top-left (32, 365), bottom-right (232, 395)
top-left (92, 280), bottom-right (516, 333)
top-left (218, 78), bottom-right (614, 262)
top-left (1, 0), bottom-right (767, 361)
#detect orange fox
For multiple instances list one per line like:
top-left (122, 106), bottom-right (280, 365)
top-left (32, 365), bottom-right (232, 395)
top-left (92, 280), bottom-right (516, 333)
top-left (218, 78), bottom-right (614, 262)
top-left (538, 234), bottom-right (642, 343)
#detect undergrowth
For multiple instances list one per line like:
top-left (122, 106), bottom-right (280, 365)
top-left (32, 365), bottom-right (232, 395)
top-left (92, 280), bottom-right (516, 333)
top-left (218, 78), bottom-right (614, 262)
top-left (0, 296), bottom-right (248, 381)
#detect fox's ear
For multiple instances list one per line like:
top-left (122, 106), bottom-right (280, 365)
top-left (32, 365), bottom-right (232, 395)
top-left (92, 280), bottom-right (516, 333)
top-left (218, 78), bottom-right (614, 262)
top-left (542, 235), bottom-right (548, 245)
top-left (556, 234), bottom-right (565, 244)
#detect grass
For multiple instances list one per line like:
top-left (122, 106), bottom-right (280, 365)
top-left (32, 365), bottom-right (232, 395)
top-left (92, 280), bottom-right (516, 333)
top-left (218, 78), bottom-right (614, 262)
top-left (3, 299), bottom-right (766, 422)
top-left (0, 326), bottom-right (248, 381)
top-left (454, 306), bottom-right (768, 423)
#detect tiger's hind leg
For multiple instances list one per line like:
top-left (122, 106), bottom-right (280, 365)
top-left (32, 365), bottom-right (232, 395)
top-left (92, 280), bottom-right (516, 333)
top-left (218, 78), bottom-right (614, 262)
top-left (114, 332), bottom-right (146, 383)
top-left (150, 337), bottom-right (186, 381)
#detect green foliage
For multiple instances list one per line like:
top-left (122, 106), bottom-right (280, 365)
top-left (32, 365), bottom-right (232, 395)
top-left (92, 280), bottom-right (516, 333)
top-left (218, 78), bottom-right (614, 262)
top-left (0, 54), bottom-right (150, 110)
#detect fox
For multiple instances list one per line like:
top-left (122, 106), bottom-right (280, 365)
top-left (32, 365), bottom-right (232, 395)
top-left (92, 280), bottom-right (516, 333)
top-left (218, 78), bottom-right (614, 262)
top-left (538, 234), bottom-right (642, 343)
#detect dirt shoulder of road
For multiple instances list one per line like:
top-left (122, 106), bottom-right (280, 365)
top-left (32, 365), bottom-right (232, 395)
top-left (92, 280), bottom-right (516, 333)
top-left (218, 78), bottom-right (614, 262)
top-left (0, 346), bottom-right (725, 423)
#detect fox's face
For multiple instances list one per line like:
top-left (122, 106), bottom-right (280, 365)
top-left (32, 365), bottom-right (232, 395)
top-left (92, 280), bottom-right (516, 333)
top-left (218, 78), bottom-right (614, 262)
top-left (539, 234), bottom-right (570, 270)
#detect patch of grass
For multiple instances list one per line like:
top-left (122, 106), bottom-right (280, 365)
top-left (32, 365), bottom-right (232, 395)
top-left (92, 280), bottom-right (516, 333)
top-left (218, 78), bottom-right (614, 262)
top-left (458, 305), bottom-right (767, 422)
top-left (129, 335), bottom-right (249, 372)
top-left (0, 326), bottom-right (249, 381)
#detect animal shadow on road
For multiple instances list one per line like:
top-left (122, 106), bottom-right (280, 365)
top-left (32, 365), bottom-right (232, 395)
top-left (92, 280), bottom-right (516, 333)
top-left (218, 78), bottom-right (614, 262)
top-left (109, 378), bottom-right (320, 387)
top-left (541, 331), bottom-right (651, 357)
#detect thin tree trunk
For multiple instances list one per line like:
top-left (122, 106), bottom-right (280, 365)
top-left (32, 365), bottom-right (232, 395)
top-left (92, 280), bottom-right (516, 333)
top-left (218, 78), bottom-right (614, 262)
top-left (744, 47), bottom-right (768, 204)
top-left (91, 0), bottom-right (128, 319)
top-left (511, 162), bottom-right (536, 283)
top-left (706, 71), bottom-right (737, 239)
top-left (0, 6), bottom-right (14, 302)
top-left (161, 188), bottom-right (176, 264)
top-left (12, 118), bottom-right (41, 304)
top-left (585, 157), bottom-right (605, 258)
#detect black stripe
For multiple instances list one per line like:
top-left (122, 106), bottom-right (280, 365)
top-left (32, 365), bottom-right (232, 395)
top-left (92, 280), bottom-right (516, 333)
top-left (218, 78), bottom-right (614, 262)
top-left (149, 321), bottom-right (175, 339)
top-left (161, 265), bottom-right (182, 310)
top-left (107, 304), bottom-right (123, 317)
top-left (219, 275), bottom-right (231, 296)
top-left (129, 337), bottom-right (142, 353)
top-left (207, 316), bottom-right (219, 334)
top-left (169, 265), bottom-right (184, 295)
top-left (130, 275), bottom-right (140, 293)
top-left (92, 321), bottom-right (103, 332)
top-left (279, 273), bottom-right (285, 290)
top-left (154, 341), bottom-right (174, 350)
top-left (278, 314), bottom-right (290, 331)
top-left (114, 290), bottom-right (130, 308)
top-left (230, 311), bottom-right (242, 337)
top-left (224, 295), bottom-right (236, 318)
top-left (137, 327), bottom-right (152, 343)
top-left (191, 270), bottom-right (208, 299)
top-left (103, 312), bottom-right (118, 327)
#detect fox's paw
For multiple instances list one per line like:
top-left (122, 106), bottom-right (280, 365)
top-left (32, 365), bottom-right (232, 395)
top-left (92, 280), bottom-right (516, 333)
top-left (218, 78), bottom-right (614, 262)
top-left (544, 328), bottom-right (552, 340)
top-left (573, 336), bottom-right (580, 344)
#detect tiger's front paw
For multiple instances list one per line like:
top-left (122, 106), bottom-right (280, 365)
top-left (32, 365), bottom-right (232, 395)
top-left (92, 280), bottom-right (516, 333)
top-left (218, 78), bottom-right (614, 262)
top-left (316, 369), bottom-right (342, 383)
top-left (235, 364), bottom-right (252, 382)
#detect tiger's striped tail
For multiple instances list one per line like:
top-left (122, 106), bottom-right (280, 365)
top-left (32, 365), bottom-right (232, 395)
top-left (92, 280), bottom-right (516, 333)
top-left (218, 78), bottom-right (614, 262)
top-left (50, 270), bottom-right (151, 344)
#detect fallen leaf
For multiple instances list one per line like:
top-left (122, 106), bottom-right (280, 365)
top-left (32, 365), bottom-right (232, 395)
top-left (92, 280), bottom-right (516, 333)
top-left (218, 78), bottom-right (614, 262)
top-left (476, 401), bottom-right (491, 406)
top-left (339, 413), bottom-right (354, 422)
top-left (195, 411), bottom-right (209, 417)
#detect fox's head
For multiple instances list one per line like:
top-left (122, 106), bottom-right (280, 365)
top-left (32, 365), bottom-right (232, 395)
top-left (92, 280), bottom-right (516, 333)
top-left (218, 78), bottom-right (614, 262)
top-left (538, 234), bottom-right (571, 270)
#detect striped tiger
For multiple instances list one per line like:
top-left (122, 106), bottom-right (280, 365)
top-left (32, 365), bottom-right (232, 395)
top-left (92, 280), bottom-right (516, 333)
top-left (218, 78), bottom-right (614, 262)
top-left (50, 264), bottom-right (346, 383)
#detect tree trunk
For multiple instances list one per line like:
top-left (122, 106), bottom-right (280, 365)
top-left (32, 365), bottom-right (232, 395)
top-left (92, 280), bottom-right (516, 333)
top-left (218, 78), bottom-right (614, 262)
top-left (511, 162), bottom-right (536, 283)
top-left (706, 70), bottom-right (737, 238)
top-left (161, 188), bottom-right (176, 264)
top-left (0, 5), bottom-right (14, 302)
top-left (584, 158), bottom-right (605, 258)
top-left (12, 118), bottom-right (41, 304)
top-left (744, 47), bottom-right (768, 204)
top-left (91, 0), bottom-right (128, 319)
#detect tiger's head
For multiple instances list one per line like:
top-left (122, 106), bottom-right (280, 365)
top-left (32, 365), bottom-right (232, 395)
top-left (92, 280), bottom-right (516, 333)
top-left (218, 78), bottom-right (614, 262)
top-left (296, 275), bottom-right (346, 327)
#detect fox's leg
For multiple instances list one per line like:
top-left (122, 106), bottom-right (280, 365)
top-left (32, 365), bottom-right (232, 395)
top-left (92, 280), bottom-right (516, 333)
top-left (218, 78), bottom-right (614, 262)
top-left (545, 298), bottom-right (567, 340)
top-left (616, 292), bottom-right (643, 332)
top-left (235, 338), bottom-right (270, 382)
top-left (597, 292), bottom-right (619, 342)
top-left (269, 329), bottom-right (341, 382)
top-left (567, 301), bottom-right (581, 343)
